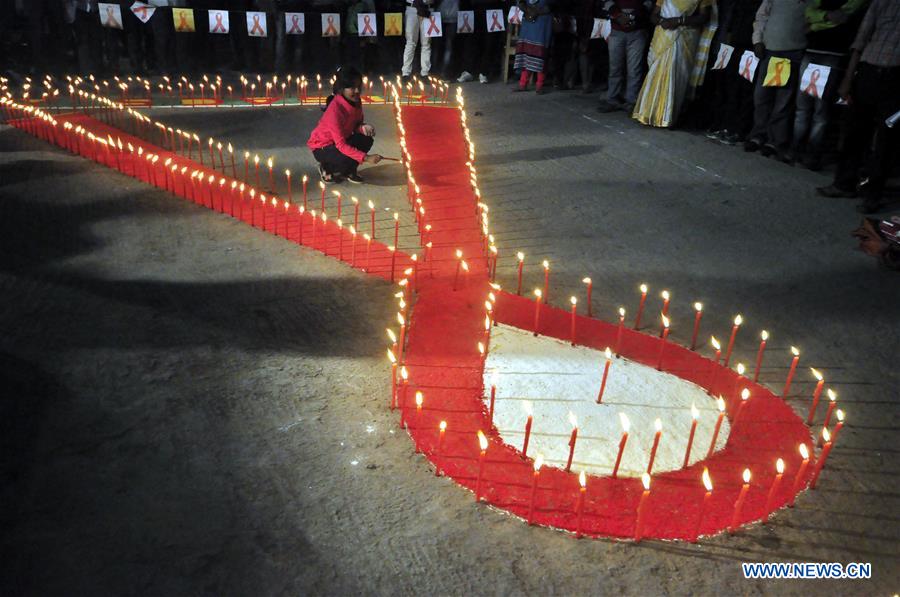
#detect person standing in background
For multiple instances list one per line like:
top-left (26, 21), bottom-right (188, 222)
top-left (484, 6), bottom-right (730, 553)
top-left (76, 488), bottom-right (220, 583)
top-left (598, 0), bottom-right (653, 111)
top-left (401, 0), bottom-right (435, 79)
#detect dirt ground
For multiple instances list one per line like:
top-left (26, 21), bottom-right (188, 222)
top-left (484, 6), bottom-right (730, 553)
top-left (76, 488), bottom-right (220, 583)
top-left (0, 86), bottom-right (897, 596)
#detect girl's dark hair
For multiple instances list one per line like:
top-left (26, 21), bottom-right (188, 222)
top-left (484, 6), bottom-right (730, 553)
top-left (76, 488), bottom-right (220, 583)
top-left (324, 66), bottom-right (363, 109)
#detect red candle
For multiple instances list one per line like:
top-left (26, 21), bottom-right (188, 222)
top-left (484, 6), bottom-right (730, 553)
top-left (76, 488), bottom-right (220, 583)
top-left (532, 289), bottom-right (543, 336)
top-left (731, 363), bottom-right (746, 400)
top-left (351, 196), bottom-right (360, 232)
top-left (690, 302), bottom-right (703, 350)
top-left (243, 151), bottom-right (250, 182)
top-left (656, 315), bottom-right (670, 370)
top-left (763, 458), bottom-right (785, 522)
top-left (729, 468), bottom-right (751, 533)
top-left (527, 455), bottom-right (543, 524)
top-left (821, 389), bottom-right (837, 431)
top-left (364, 233), bottom-right (372, 272)
top-left (285, 169), bottom-right (292, 202)
top-left (634, 473), bottom-right (651, 542)
top-left (753, 330), bottom-right (768, 382)
top-left (806, 368), bottom-right (825, 425)
top-left (565, 413), bottom-right (578, 472)
top-left (707, 336), bottom-right (722, 396)
top-left (475, 431), bottom-right (488, 501)
top-left (368, 200), bottom-right (376, 239)
top-left (646, 418), bottom-right (662, 474)
top-left (781, 347), bottom-right (800, 398)
top-left (350, 226), bottom-right (358, 267)
top-left (319, 181), bottom-right (326, 211)
top-left (488, 371), bottom-right (498, 428)
top-left (542, 260), bottom-right (550, 302)
top-left (723, 314), bottom-right (742, 367)
top-left (575, 471), bottom-right (587, 538)
top-left (596, 348), bottom-right (612, 404)
top-left (522, 405), bottom-right (533, 458)
top-left (477, 341), bottom-right (486, 367)
top-left (332, 190), bottom-right (343, 219)
top-left (692, 468), bottom-right (713, 542)
top-left (397, 312), bottom-right (407, 364)
top-left (683, 403), bottom-right (699, 469)
top-left (393, 211), bottom-right (400, 251)
top-left (615, 308), bottom-right (626, 357)
top-left (413, 391), bottom-right (424, 451)
top-left (435, 421), bottom-right (447, 476)
top-left (217, 142), bottom-right (224, 172)
top-left (387, 348), bottom-right (397, 407)
top-left (516, 252), bottom-right (524, 295)
top-left (660, 289), bottom-right (671, 319)
top-left (634, 284), bottom-right (648, 329)
top-left (788, 443), bottom-right (810, 506)
top-left (582, 277), bottom-right (593, 317)
top-left (301, 175), bottom-right (308, 209)
top-left (809, 428), bottom-right (834, 489)
top-left (732, 388), bottom-right (750, 429)
top-left (832, 409), bottom-right (845, 443)
top-left (569, 297), bottom-right (578, 345)
top-left (706, 397), bottom-right (726, 458)
top-left (612, 413), bottom-right (630, 478)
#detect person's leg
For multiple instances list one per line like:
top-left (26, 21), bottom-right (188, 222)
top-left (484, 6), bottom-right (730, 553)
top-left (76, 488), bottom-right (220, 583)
top-left (348, 132), bottom-right (375, 154)
top-left (419, 16), bottom-right (432, 76)
top-left (605, 30), bottom-right (626, 104)
top-left (747, 54), bottom-right (773, 149)
top-left (402, 7), bottom-right (419, 76)
top-left (857, 66), bottom-right (900, 205)
top-left (792, 54), bottom-right (814, 153)
top-left (806, 54), bottom-right (844, 158)
top-left (624, 29), bottom-right (648, 106)
top-left (767, 51), bottom-right (803, 154)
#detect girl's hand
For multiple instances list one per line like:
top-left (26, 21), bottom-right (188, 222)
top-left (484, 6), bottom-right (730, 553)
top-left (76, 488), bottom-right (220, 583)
top-left (361, 123), bottom-right (376, 137)
top-left (365, 153), bottom-right (383, 164)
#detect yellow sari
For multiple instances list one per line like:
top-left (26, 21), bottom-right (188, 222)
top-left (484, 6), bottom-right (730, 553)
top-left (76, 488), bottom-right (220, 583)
top-left (632, 0), bottom-right (717, 128)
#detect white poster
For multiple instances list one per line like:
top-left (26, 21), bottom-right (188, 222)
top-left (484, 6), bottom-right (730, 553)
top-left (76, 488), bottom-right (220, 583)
top-left (486, 9), bottom-right (505, 32)
top-left (247, 11), bottom-right (267, 37)
top-left (712, 43), bottom-right (734, 70)
top-left (737, 50), bottom-right (760, 82)
top-left (424, 13), bottom-right (442, 37)
top-left (208, 9), bottom-right (229, 34)
top-left (457, 10), bottom-right (474, 33)
top-left (507, 6), bottom-right (523, 25)
top-left (590, 18), bottom-right (611, 40)
top-left (285, 12), bottom-right (305, 34)
top-left (358, 12), bottom-right (377, 36)
top-left (98, 3), bottom-right (123, 29)
top-left (322, 13), bottom-right (341, 37)
top-left (130, 2), bottom-right (156, 23)
top-left (800, 63), bottom-right (831, 98)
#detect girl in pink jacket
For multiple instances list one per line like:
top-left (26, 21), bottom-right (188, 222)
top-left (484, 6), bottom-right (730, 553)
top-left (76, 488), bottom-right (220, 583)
top-left (307, 67), bottom-right (383, 184)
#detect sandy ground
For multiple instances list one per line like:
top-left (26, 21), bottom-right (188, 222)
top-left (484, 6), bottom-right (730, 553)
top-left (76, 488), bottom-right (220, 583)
top-left (0, 85), bottom-right (898, 596)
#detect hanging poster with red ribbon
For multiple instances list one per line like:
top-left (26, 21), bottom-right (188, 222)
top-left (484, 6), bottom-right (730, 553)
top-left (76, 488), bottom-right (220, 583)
top-left (763, 56), bottom-right (790, 87)
top-left (800, 62), bottom-right (830, 98)
top-left (456, 10), bottom-right (474, 33)
top-left (507, 6), bottom-right (523, 25)
top-left (246, 11), bottom-right (268, 37)
top-left (285, 12), bottom-right (305, 34)
top-left (172, 8), bottom-right (195, 32)
top-left (129, 1), bottom-right (156, 24)
top-left (590, 18), bottom-right (611, 40)
top-left (208, 9), bottom-right (230, 34)
top-left (486, 9), bottom-right (505, 32)
top-left (737, 50), bottom-right (759, 82)
top-left (98, 2), bottom-right (123, 29)
top-left (424, 12), bottom-right (442, 37)
top-left (384, 12), bottom-right (403, 35)
top-left (357, 13), bottom-right (377, 37)
top-left (321, 13), bottom-right (341, 37)
top-left (712, 43), bottom-right (734, 70)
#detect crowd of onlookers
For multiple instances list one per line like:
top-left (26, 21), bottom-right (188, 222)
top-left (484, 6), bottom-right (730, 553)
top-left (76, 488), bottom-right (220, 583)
top-left (0, 0), bottom-right (897, 266)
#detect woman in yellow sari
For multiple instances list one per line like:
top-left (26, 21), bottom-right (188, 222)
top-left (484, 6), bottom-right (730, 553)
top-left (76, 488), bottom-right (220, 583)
top-left (632, 0), bottom-right (717, 127)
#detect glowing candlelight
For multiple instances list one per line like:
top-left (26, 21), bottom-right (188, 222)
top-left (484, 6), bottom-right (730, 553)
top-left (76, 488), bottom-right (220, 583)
top-left (692, 467), bottom-right (713, 542)
top-left (732, 388), bottom-right (750, 429)
top-left (285, 169), bottom-right (292, 202)
top-left (789, 443), bottom-right (810, 506)
top-left (582, 277), bottom-right (593, 317)
top-left (683, 403), bottom-right (699, 468)
top-left (809, 427), bottom-right (834, 489)
top-left (475, 430), bottom-right (488, 501)
top-left (302, 174), bottom-right (308, 209)
top-left (646, 418), bottom-right (663, 474)
top-left (763, 458), bottom-right (785, 522)
top-left (634, 284), bottom-right (648, 329)
top-left (707, 336), bottom-right (722, 396)
top-left (832, 409), bottom-right (845, 443)
top-left (806, 368), bottom-right (825, 425)
top-left (634, 473), bottom-right (651, 541)
top-left (435, 421), bottom-right (447, 475)
top-left (575, 470), bottom-right (587, 538)
top-left (532, 289), bottom-right (542, 336)
top-left (596, 347), bottom-right (613, 404)
top-left (690, 302), bottom-right (703, 350)
top-left (729, 468), bottom-right (751, 533)
top-left (732, 363), bottom-right (746, 399)
top-left (542, 260), bottom-right (550, 302)
top-left (527, 454), bottom-right (543, 524)
top-left (821, 389), bottom-right (837, 431)
top-left (660, 290), bottom-right (671, 319)
top-left (615, 308), bottom-right (626, 357)
top-left (782, 346), bottom-right (800, 397)
top-left (723, 314), bottom-right (742, 367)
top-left (565, 412), bottom-right (579, 472)
top-left (706, 397), bottom-right (726, 458)
top-left (753, 330), bottom-right (768, 382)
top-left (569, 296), bottom-right (577, 345)
top-left (387, 348), bottom-right (397, 407)
top-left (522, 400), bottom-right (533, 458)
top-left (488, 371), bottom-right (498, 428)
top-left (656, 315), bottom-right (670, 370)
top-left (397, 312), bottom-right (407, 364)
top-left (516, 252), bottom-right (524, 295)
top-left (413, 391), bottom-right (424, 451)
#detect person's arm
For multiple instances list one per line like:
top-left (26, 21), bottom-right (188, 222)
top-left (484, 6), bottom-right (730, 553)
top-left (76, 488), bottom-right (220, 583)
top-left (322, 109), bottom-right (368, 163)
top-left (752, 0), bottom-right (771, 56)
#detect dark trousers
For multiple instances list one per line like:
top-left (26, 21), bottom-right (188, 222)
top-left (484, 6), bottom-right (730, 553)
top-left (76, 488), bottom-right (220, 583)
top-left (313, 133), bottom-right (374, 177)
top-left (723, 50), bottom-right (756, 138)
top-left (749, 49), bottom-right (804, 150)
top-left (834, 62), bottom-right (900, 199)
top-left (462, 27), bottom-right (503, 77)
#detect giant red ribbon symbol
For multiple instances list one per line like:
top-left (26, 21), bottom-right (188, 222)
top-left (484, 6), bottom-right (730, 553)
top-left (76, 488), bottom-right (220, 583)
top-left (804, 69), bottom-right (821, 97)
top-left (324, 15), bottom-right (338, 36)
top-left (177, 11), bottom-right (190, 31)
top-left (250, 14), bottom-right (264, 35)
top-left (741, 55), bottom-right (753, 80)
top-left (426, 16), bottom-right (440, 35)
top-left (362, 14), bottom-right (375, 35)
top-left (460, 13), bottom-right (472, 32)
top-left (770, 60), bottom-right (786, 86)
top-left (211, 13), bottom-right (226, 33)
top-left (489, 11), bottom-right (502, 31)
top-left (105, 5), bottom-right (121, 29)
top-left (288, 15), bottom-right (302, 34)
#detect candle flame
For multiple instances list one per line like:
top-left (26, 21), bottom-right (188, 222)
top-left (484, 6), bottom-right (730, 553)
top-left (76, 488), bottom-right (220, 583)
top-left (582, 277), bottom-right (591, 284)
top-left (386, 327), bottom-right (398, 343)
top-left (477, 430), bottom-right (488, 451)
top-left (640, 284), bottom-right (648, 294)
top-left (570, 296), bottom-right (577, 305)
top-left (534, 454), bottom-right (544, 471)
top-left (618, 307), bottom-right (626, 318)
top-left (761, 330), bottom-right (768, 341)
top-left (716, 397), bottom-right (725, 412)
top-left (791, 346), bottom-right (800, 356)
top-left (736, 363), bottom-right (745, 375)
top-left (517, 251), bottom-right (524, 261)
top-left (836, 409), bottom-right (844, 422)
top-left (439, 420), bottom-right (447, 431)
top-left (368, 200), bottom-right (375, 209)
top-left (694, 302), bottom-right (703, 312)
top-left (799, 443), bottom-right (809, 459)
top-left (605, 347), bottom-right (612, 360)
top-left (711, 336), bottom-right (721, 350)
top-left (641, 472), bottom-right (651, 491)
top-left (578, 470), bottom-right (587, 488)
top-left (741, 388), bottom-right (750, 401)
top-left (477, 341), bottom-right (485, 356)
top-left (397, 313), bottom-right (405, 326)
top-left (415, 391), bottom-right (423, 407)
top-left (702, 467), bottom-right (713, 491)
top-left (821, 427), bottom-right (831, 443)
top-left (811, 368), bottom-right (823, 381)
top-left (742, 468), bottom-right (751, 484)
top-left (619, 412), bottom-right (630, 433)
top-left (523, 400), bottom-right (533, 416)
top-left (542, 260), bottom-right (549, 269)
top-left (734, 314), bottom-right (743, 326)
top-left (386, 348), bottom-right (396, 364)
top-left (461, 261), bottom-right (469, 272)
top-left (776, 458), bottom-right (785, 474)
top-left (661, 315), bottom-right (670, 329)
top-left (534, 289), bottom-right (542, 299)
top-left (826, 389), bottom-right (836, 401)
top-left (568, 412), bottom-right (578, 428)
top-left (400, 366), bottom-right (408, 381)
top-left (661, 290), bottom-right (669, 301)
top-left (654, 418), bottom-right (662, 432)
top-left (691, 403), bottom-right (699, 420)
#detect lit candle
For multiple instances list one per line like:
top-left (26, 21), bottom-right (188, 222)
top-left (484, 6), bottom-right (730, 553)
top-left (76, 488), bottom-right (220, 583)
top-left (516, 252), bottom-right (524, 295)
top-left (351, 196), bottom-right (359, 232)
top-left (731, 363), bottom-right (746, 400)
top-left (565, 412), bottom-right (578, 472)
top-left (243, 151), bottom-right (250, 181)
top-left (788, 443), bottom-right (810, 506)
top-left (253, 155), bottom-right (262, 188)
top-left (569, 296), bottom-right (577, 345)
top-left (302, 175), bottom-right (308, 209)
top-left (397, 312), bottom-right (407, 364)
top-left (634, 472), bottom-right (651, 542)
top-left (646, 418), bottom-right (662, 474)
top-left (707, 336), bottom-right (722, 396)
top-left (732, 388), bottom-right (750, 430)
top-left (387, 347), bottom-right (397, 407)
top-left (634, 284), bottom-right (648, 329)
top-left (809, 427), bottom-right (834, 489)
top-left (413, 391), bottom-right (424, 451)
top-left (319, 181), bottom-right (326, 211)
top-left (832, 409), bottom-right (845, 444)
top-left (706, 397), bottom-right (726, 458)
top-left (477, 341), bottom-right (486, 367)
top-left (364, 233), bottom-right (372, 272)
top-left (781, 346), bottom-right (800, 398)
top-left (582, 277), bottom-right (593, 317)
top-left (542, 260), bottom-right (550, 302)
top-left (615, 308), bottom-right (626, 357)
top-left (527, 454), bottom-right (543, 524)
top-left (723, 314), bottom-right (742, 367)
top-left (728, 468), bottom-right (751, 533)
top-left (217, 142), bottom-right (224, 172)
top-left (521, 400), bottom-right (533, 458)
top-left (285, 169), bottom-right (292, 202)
top-left (806, 368), bottom-right (825, 425)
top-left (435, 421), bottom-right (447, 476)
top-left (692, 467), bottom-right (713, 542)
top-left (488, 370), bottom-right (498, 428)
top-left (753, 330), bottom-right (768, 383)
top-left (821, 389), bottom-right (837, 431)
top-left (393, 211), bottom-right (400, 252)
top-left (660, 290), bottom-right (670, 319)
top-left (763, 458), bottom-right (785, 523)
top-left (475, 430), bottom-right (488, 502)
top-left (656, 315), bottom-right (670, 370)
top-left (532, 289), bottom-right (543, 336)
top-left (683, 403), bottom-right (699, 469)
top-left (690, 302), bottom-right (703, 350)
top-left (368, 200), bottom-right (375, 239)
top-left (596, 347), bottom-right (612, 404)
top-left (575, 470), bottom-right (587, 538)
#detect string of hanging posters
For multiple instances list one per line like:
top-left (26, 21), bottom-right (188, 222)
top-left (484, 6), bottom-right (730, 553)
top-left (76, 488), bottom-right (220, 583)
top-left (100, 2), bottom-right (618, 40)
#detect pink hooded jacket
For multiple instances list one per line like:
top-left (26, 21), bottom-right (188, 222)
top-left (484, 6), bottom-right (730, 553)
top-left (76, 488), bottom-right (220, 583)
top-left (306, 94), bottom-right (368, 163)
